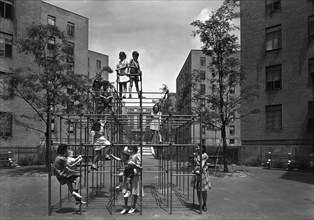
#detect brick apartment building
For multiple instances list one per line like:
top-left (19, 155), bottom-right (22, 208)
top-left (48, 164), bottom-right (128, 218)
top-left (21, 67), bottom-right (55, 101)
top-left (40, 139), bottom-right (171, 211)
top-left (240, 0), bottom-right (314, 162)
top-left (0, 0), bottom-right (109, 149)
top-left (176, 50), bottom-right (241, 150)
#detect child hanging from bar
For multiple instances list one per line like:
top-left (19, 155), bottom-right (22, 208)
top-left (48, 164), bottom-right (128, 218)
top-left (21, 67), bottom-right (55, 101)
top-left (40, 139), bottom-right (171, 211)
top-left (111, 145), bottom-right (142, 198)
top-left (53, 144), bottom-right (86, 205)
top-left (90, 118), bottom-right (111, 171)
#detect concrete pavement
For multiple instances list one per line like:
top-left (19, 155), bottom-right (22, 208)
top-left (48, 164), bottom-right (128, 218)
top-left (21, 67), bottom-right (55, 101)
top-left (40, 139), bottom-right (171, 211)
top-left (0, 157), bottom-right (313, 220)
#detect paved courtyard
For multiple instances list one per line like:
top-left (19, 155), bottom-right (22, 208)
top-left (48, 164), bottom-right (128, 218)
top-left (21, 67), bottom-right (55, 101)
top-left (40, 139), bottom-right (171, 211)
top-left (0, 157), bottom-right (313, 220)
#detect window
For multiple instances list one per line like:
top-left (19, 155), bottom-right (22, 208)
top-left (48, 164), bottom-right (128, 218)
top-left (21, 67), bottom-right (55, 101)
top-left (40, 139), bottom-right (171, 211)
top-left (200, 57), bottom-right (206, 67)
top-left (67, 22), bottom-right (75, 37)
top-left (229, 139), bottom-right (235, 145)
top-left (0, 0), bottom-right (13, 19)
top-left (0, 32), bottom-right (13, 58)
top-left (96, 60), bottom-right (101, 70)
top-left (0, 71), bottom-right (12, 98)
top-left (229, 125), bottom-right (235, 136)
top-left (309, 101), bottom-right (314, 131)
top-left (266, 0), bottom-right (281, 14)
top-left (266, 64), bottom-right (281, 90)
top-left (309, 58), bottom-right (314, 86)
top-left (202, 125), bottom-right (206, 134)
top-left (200, 71), bottom-right (206, 80)
top-left (230, 85), bottom-right (235, 94)
top-left (266, 25), bottom-right (282, 51)
top-left (200, 84), bottom-right (205, 95)
top-left (47, 37), bottom-right (55, 50)
top-left (266, 104), bottom-right (282, 130)
top-left (309, 16), bottom-right (314, 42)
top-left (47, 15), bottom-right (56, 26)
top-left (0, 111), bottom-right (12, 138)
top-left (65, 42), bottom-right (74, 63)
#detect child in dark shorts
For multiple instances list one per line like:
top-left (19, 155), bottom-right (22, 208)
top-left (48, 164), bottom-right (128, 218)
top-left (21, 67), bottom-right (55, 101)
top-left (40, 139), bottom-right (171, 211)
top-left (53, 144), bottom-right (86, 205)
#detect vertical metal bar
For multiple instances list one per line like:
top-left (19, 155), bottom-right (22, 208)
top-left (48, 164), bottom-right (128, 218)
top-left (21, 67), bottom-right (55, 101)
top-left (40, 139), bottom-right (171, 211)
top-left (199, 114), bottom-right (203, 214)
top-left (48, 111), bottom-right (52, 215)
top-left (170, 143), bottom-right (173, 214)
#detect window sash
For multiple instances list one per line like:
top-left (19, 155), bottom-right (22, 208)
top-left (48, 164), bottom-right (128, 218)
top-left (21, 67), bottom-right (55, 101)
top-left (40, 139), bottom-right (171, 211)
top-left (266, 105), bottom-right (282, 130)
top-left (67, 22), bottom-right (75, 37)
top-left (47, 15), bottom-right (56, 26)
top-left (309, 58), bottom-right (314, 85)
top-left (200, 84), bottom-right (205, 95)
top-left (0, 32), bottom-right (13, 58)
top-left (0, 112), bottom-right (13, 137)
top-left (266, 25), bottom-right (281, 51)
top-left (266, 65), bottom-right (281, 90)
top-left (200, 57), bottom-right (206, 67)
top-left (200, 71), bottom-right (206, 80)
top-left (309, 16), bottom-right (314, 38)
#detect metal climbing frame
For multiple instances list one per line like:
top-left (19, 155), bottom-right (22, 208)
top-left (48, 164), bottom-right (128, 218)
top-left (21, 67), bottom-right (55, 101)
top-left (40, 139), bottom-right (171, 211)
top-left (48, 71), bottom-right (207, 216)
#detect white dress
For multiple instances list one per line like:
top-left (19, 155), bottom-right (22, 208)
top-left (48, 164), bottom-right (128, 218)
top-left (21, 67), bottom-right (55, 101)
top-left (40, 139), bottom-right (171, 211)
top-left (117, 59), bottom-right (129, 83)
top-left (149, 111), bottom-right (161, 131)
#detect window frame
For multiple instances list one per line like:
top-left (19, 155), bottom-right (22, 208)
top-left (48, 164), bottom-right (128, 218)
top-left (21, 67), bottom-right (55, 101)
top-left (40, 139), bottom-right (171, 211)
top-left (0, 111), bottom-right (13, 138)
top-left (47, 37), bottom-right (55, 50)
top-left (266, 25), bottom-right (282, 51)
top-left (265, 0), bottom-right (281, 14)
top-left (0, 32), bottom-right (13, 58)
top-left (309, 15), bottom-right (314, 42)
top-left (47, 15), bottom-right (56, 26)
top-left (67, 22), bottom-right (75, 38)
top-left (266, 64), bottom-right (282, 90)
top-left (309, 58), bottom-right (314, 86)
top-left (266, 104), bottom-right (282, 130)
top-left (200, 70), bottom-right (206, 80)
top-left (200, 57), bottom-right (206, 67)
top-left (229, 125), bottom-right (235, 136)
top-left (0, 0), bottom-right (13, 20)
top-left (309, 101), bottom-right (314, 131)
top-left (200, 84), bottom-right (205, 95)
top-left (96, 59), bottom-right (101, 70)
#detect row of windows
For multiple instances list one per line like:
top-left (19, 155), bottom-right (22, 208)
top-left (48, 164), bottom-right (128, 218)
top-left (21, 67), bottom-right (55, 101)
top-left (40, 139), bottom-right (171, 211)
top-left (266, 16), bottom-right (314, 52)
top-left (265, 58), bottom-right (314, 91)
top-left (47, 15), bottom-right (75, 38)
top-left (266, 102), bottom-right (314, 130)
top-left (202, 124), bottom-right (235, 136)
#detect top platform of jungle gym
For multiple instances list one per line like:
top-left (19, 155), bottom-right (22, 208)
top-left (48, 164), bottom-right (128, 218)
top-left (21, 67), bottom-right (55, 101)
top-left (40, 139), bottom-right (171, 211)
top-left (47, 72), bottom-right (206, 216)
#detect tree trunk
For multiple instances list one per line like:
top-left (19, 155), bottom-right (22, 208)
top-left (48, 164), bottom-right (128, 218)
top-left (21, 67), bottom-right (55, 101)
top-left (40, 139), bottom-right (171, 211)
top-left (221, 124), bottom-right (229, 172)
top-left (45, 112), bottom-right (50, 169)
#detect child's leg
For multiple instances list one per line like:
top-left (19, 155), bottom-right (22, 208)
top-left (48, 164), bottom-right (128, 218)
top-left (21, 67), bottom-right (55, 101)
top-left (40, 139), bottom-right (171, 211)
top-left (92, 150), bottom-right (100, 164)
top-left (74, 176), bottom-right (81, 191)
top-left (126, 177), bottom-right (132, 191)
top-left (129, 79), bottom-right (133, 97)
top-left (158, 131), bottom-right (162, 143)
top-left (135, 80), bottom-right (140, 96)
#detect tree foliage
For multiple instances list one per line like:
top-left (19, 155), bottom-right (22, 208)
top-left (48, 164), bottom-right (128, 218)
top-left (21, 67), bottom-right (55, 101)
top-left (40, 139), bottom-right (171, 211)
top-left (190, 0), bottom-right (258, 172)
top-left (2, 24), bottom-right (91, 125)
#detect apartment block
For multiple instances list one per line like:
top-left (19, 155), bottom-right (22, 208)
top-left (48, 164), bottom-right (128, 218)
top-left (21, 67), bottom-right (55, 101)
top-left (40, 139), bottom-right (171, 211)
top-left (0, 0), bottom-right (109, 148)
top-left (176, 50), bottom-right (241, 148)
top-left (240, 0), bottom-right (314, 162)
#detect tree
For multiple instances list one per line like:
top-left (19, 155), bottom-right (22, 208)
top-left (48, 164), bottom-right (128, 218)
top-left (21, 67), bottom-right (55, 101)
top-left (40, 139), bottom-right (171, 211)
top-left (190, 0), bottom-right (258, 172)
top-left (1, 24), bottom-right (90, 167)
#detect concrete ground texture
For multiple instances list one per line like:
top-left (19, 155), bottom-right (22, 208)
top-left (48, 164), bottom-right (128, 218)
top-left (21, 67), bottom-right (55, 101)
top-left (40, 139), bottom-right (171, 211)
top-left (0, 156), bottom-right (313, 220)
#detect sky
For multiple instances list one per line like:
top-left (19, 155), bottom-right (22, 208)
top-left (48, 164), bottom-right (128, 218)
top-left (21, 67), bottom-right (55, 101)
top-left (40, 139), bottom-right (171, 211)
top-left (46, 0), bottom-right (224, 95)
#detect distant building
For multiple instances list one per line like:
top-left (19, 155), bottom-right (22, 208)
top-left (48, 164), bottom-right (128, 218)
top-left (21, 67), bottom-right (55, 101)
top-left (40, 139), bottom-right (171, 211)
top-left (0, 0), bottom-right (108, 148)
top-left (176, 50), bottom-right (241, 148)
top-left (240, 0), bottom-right (314, 162)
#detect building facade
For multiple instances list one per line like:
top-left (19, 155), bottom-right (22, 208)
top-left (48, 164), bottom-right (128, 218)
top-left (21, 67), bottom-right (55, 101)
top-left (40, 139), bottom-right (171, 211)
top-left (0, 0), bottom-right (108, 148)
top-left (240, 0), bottom-right (314, 162)
top-left (176, 50), bottom-right (241, 150)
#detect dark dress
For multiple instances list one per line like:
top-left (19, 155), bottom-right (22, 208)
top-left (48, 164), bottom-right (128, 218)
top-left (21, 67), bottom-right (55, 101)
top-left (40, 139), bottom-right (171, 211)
top-left (53, 155), bottom-right (80, 185)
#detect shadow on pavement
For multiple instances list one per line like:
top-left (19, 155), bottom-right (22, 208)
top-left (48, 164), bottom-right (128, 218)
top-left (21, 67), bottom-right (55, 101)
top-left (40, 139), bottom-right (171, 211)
top-left (279, 171), bottom-right (314, 185)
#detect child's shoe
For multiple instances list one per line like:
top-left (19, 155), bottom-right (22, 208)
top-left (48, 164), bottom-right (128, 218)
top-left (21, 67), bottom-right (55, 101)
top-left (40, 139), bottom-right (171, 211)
top-left (124, 190), bottom-right (131, 198)
top-left (128, 208), bottom-right (136, 214)
top-left (90, 164), bottom-right (98, 171)
top-left (120, 208), bottom-right (127, 214)
top-left (72, 191), bottom-right (82, 199)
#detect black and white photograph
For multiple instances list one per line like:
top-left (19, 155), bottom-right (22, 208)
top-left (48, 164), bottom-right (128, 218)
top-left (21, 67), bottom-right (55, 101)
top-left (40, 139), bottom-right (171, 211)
top-left (0, 0), bottom-right (313, 219)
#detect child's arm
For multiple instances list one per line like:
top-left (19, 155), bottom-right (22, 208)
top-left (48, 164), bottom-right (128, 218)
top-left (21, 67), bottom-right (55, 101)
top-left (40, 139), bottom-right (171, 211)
top-left (110, 154), bottom-right (121, 161)
top-left (67, 156), bottom-right (83, 168)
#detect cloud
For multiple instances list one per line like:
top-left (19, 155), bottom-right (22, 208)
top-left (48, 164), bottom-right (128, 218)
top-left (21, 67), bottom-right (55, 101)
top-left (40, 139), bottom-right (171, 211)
top-left (195, 7), bottom-right (213, 21)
